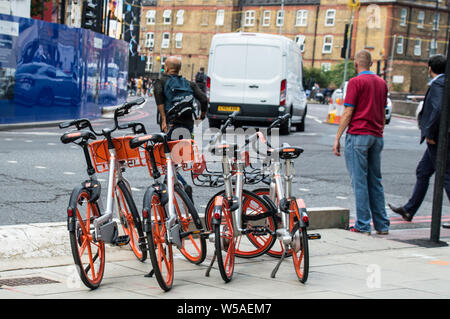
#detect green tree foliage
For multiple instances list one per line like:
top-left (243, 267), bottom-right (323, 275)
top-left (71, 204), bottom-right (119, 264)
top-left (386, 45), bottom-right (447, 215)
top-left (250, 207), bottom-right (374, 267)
top-left (303, 67), bottom-right (330, 89)
top-left (327, 62), bottom-right (357, 88)
top-left (303, 62), bottom-right (358, 89)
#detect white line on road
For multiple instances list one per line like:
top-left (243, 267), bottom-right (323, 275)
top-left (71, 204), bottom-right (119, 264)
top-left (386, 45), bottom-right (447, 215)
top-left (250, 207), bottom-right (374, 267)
top-left (306, 115), bottom-right (323, 124)
top-left (7, 161), bottom-right (17, 164)
top-left (336, 196), bottom-right (348, 200)
top-left (131, 187), bottom-right (140, 192)
top-left (24, 140), bottom-right (33, 143)
top-left (34, 166), bottom-right (47, 169)
top-left (299, 188), bottom-right (310, 192)
top-left (63, 172), bottom-right (76, 175)
top-left (4, 138), bottom-right (13, 141)
top-left (47, 143), bottom-right (56, 146)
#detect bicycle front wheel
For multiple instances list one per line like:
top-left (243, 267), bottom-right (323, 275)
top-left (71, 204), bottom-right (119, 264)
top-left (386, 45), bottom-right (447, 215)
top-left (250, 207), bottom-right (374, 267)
top-left (69, 189), bottom-right (105, 290)
top-left (116, 181), bottom-right (147, 262)
top-left (145, 190), bottom-right (174, 291)
top-left (290, 201), bottom-right (309, 283)
top-left (213, 196), bottom-right (235, 282)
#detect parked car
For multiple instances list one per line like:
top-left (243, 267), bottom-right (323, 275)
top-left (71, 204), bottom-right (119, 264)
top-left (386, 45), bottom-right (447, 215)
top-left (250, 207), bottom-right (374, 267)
top-left (206, 32), bottom-right (307, 134)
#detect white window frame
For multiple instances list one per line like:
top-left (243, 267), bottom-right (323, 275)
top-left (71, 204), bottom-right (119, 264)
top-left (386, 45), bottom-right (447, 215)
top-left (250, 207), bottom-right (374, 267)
top-left (262, 10), bottom-right (271, 26)
top-left (175, 33), bottom-right (183, 48)
top-left (321, 63), bottom-right (331, 72)
top-left (276, 10), bottom-right (284, 27)
top-left (417, 11), bottom-right (425, 29)
top-left (325, 9), bottom-right (335, 26)
top-left (430, 39), bottom-right (438, 56)
top-left (322, 35), bottom-right (333, 54)
top-left (433, 12), bottom-right (440, 31)
top-left (244, 10), bottom-right (256, 26)
top-left (294, 35), bottom-right (305, 52)
top-left (201, 10), bottom-right (208, 26)
top-left (296, 10), bottom-right (308, 27)
top-left (400, 8), bottom-right (407, 26)
top-left (176, 10), bottom-right (184, 25)
top-left (145, 32), bottom-right (154, 48)
top-left (414, 38), bottom-right (422, 56)
top-left (396, 36), bottom-right (404, 54)
top-left (216, 9), bottom-right (225, 26)
top-left (145, 56), bottom-right (153, 72)
top-left (163, 10), bottom-right (172, 25)
top-left (161, 32), bottom-right (170, 48)
top-left (146, 10), bottom-right (156, 25)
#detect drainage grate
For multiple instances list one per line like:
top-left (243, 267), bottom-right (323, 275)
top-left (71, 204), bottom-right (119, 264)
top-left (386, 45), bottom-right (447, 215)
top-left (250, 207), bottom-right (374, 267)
top-left (0, 276), bottom-right (59, 287)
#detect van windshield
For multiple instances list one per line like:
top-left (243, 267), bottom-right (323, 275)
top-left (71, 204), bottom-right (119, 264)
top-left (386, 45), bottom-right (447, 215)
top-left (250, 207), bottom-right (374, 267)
top-left (213, 44), bottom-right (281, 80)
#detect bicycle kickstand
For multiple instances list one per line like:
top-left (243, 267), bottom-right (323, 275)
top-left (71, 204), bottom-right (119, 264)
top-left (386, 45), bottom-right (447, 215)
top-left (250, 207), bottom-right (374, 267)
top-left (205, 251), bottom-right (217, 277)
top-left (270, 249), bottom-right (287, 279)
top-left (145, 269), bottom-right (155, 278)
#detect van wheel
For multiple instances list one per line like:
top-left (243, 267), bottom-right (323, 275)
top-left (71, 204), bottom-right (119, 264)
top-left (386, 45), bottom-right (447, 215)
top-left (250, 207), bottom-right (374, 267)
top-left (296, 106), bottom-right (307, 132)
top-left (280, 115), bottom-right (292, 135)
top-left (209, 118), bottom-right (221, 129)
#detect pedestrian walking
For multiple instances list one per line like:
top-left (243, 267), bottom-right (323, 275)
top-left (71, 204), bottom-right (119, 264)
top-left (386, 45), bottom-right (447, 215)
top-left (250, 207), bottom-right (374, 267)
top-left (152, 56), bottom-right (208, 200)
top-left (388, 55), bottom-right (449, 223)
top-left (333, 50), bottom-right (390, 235)
top-left (195, 67), bottom-right (207, 94)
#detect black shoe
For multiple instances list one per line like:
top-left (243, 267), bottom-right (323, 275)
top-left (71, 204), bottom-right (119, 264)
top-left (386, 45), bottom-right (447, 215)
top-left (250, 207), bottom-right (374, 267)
top-left (443, 223), bottom-right (450, 229)
top-left (388, 204), bottom-right (413, 222)
top-left (184, 184), bottom-right (193, 202)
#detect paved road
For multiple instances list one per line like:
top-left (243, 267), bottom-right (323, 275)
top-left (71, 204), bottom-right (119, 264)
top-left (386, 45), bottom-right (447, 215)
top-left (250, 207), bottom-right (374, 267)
top-left (0, 99), bottom-right (449, 229)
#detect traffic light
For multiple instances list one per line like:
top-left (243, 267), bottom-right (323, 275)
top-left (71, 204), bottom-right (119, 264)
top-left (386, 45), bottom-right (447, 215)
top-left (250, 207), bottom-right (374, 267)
top-left (81, 0), bottom-right (102, 33)
top-left (341, 24), bottom-right (350, 59)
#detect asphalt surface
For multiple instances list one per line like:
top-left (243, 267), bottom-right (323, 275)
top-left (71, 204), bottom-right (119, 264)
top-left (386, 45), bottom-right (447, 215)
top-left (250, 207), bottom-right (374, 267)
top-left (0, 99), bottom-right (449, 231)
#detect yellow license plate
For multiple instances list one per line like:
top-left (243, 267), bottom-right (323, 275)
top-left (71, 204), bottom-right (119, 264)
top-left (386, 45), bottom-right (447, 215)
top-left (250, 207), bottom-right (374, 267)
top-left (218, 106), bottom-right (240, 112)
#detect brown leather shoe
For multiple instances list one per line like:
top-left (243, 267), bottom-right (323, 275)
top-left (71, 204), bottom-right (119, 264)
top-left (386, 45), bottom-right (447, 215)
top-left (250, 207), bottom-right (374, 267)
top-left (388, 204), bottom-right (413, 222)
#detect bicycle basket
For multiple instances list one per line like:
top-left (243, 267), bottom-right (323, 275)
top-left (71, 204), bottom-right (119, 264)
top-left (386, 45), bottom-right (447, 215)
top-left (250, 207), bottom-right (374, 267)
top-left (145, 139), bottom-right (203, 177)
top-left (89, 136), bottom-right (147, 173)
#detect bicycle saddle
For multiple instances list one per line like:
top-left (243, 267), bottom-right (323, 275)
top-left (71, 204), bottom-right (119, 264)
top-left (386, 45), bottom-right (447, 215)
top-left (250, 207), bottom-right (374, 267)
top-left (129, 133), bottom-right (167, 149)
top-left (277, 146), bottom-right (304, 160)
top-left (210, 143), bottom-right (238, 157)
top-left (61, 130), bottom-right (96, 144)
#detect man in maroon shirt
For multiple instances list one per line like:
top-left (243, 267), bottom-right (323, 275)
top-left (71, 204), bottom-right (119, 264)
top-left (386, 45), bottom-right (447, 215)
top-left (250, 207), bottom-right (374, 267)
top-left (333, 50), bottom-right (390, 235)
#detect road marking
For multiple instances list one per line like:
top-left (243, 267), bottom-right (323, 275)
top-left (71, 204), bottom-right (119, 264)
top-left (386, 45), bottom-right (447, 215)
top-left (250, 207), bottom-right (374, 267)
top-left (4, 138), bottom-right (13, 141)
top-left (306, 115), bottom-right (323, 124)
top-left (48, 143), bottom-right (56, 146)
top-left (63, 172), bottom-right (76, 175)
top-left (131, 187), bottom-right (140, 192)
top-left (34, 166), bottom-right (47, 169)
top-left (24, 140), bottom-right (33, 143)
top-left (336, 196), bottom-right (348, 200)
top-left (299, 188), bottom-right (310, 192)
top-left (7, 161), bottom-right (17, 164)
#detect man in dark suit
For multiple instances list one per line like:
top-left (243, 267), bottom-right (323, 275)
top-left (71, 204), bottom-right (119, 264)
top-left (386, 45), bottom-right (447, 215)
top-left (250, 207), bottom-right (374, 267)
top-left (389, 55), bottom-right (449, 222)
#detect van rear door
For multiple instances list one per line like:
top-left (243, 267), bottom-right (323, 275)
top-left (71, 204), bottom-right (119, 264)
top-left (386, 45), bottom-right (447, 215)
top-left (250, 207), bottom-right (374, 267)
top-left (243, 37), bottom-right (283, 106)
top-left (209, 37), bottom-right (247, 109)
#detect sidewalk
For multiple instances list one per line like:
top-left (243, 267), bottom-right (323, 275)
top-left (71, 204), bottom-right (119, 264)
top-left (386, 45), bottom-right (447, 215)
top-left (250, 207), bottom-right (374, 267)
top-left (1, 222), bottom-right (449, 299)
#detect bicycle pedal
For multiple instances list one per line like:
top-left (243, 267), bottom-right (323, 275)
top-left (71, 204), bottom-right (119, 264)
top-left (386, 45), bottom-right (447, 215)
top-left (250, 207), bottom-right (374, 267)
top-left (308, 233), bottom-right (321, 240)
top-left (115, 235), bottom-right (130, 246)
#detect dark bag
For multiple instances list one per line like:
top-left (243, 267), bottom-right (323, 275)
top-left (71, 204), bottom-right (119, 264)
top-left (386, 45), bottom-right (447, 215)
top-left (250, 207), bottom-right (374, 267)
top-left (164, 75), bottom-right (195, 123)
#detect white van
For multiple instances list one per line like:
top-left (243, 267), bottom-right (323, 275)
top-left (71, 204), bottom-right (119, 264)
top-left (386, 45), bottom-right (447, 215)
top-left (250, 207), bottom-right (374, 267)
top-left (206, 32), bottom-right (307, 134)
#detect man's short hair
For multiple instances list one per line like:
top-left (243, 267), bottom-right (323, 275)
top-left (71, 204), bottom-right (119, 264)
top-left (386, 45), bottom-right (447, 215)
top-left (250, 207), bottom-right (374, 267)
top-left (428, 54), bottom-right (447, 75)
top-left (355, 50), bottom-right (372, 69)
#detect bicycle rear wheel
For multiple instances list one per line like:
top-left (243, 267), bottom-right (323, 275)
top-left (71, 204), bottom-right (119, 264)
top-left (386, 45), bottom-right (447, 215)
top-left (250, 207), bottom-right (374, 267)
top-left (205, 189), bottom-right (276, 258)
top-left (290, 201), bottom-right (309, 283)
top-left (174, 184), bottom-right (207, 265)
top-left (69, 189), bottom-right (105, 290)
top-left (116, 181), bottom-right (147, 262)
top-left (145, 190), bottom-right (174, 291)
top-left (213, 196), bottom-right (235, 282)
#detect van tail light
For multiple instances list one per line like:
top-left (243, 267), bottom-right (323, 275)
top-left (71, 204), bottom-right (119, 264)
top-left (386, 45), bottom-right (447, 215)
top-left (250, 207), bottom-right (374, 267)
top-left (206, 76), bottom-right (211, 102)
top-left (280, 79), bottom-right (286, 106)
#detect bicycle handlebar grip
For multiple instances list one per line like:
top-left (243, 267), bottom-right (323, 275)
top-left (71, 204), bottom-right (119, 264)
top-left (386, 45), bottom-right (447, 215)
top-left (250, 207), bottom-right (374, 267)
top-left (59, 120), bottom-right (77, 129)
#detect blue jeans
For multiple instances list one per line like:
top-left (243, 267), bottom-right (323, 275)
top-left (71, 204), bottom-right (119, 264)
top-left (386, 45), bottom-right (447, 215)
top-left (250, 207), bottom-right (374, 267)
top-left (403, 142), bottom-right (450, 216)
top-left (345, 134), bottom-right (390, 232)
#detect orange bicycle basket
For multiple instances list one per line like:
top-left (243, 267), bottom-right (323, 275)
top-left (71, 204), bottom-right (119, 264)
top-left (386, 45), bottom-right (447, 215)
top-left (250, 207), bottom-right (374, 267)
top-left (145, 139), bottom-right (203, 177)
top-left (89, 136), bottom-right (147, 173)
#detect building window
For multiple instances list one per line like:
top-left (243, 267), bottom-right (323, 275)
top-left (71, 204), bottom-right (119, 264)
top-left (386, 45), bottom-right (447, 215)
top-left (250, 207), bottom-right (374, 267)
top-left (294, 35), bottom-right (305, 52)
top-left (145, 32), bottom-right (154, 48)
top-left (146, 10), bottom-right (156, 25)
top-left (430, 39), bottom-right (438, 56)
top-left (262, 10), bottom-right (271, 26)
top-left (322, 35), bottom-right (333, 53)
top-left (433, 13), bottom-right (440, 31)
top-left (276, 10), bottom-right (284, 27)
top-left (321, 63), bottom-right (331, 72)
top-left (414, 38), bottom-right (421, 56)
top-left (176, 10), bottom-right (184, 25)
top-left (161, 32), bottom-right (170, 48)
top-left (296, 10), bottom-right (308, 27)
top-left (163, 10), bottom-right (171, 24)
top-left (400, 8), bottom-right (407, 26)
top-left (396, 36), bottom-right (404, 54)
top-left (175, 33), bottom-right (183, 48)
top-left (216, 9), bottom-right (225, 26)
top-left (244, 10), bottom-right (255, 26)
top-left (145, 56), bottom-right (153, 72)
top-left (201, 10), bottom-right (208, 25)
top-left (417, 11), bottom-right (425, 29)
top-left (325, 9), bottom-right (335, 26)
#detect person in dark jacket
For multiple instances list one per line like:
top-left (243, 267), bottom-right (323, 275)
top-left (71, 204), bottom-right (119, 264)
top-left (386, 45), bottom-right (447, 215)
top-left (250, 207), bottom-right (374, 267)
top-left (389, 55), bottom-right (449, 221)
